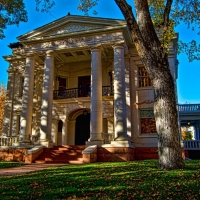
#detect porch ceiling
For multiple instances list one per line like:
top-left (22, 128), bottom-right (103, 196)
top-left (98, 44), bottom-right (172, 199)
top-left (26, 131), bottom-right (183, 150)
top-left (34, 45), bottom-right (114, 65)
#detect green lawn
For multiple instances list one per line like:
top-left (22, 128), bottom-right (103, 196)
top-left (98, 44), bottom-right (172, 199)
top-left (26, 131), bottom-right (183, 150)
top-left (0, 161), bottom-right (24, 169)
top-left (0, 160), bottom-right (200, 199)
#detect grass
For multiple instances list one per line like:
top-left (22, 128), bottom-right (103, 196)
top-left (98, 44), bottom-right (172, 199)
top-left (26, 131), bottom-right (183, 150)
top-left (0, 161), bottom-right (24, 169)
top-left (0, 160), bottom-right (200, 199)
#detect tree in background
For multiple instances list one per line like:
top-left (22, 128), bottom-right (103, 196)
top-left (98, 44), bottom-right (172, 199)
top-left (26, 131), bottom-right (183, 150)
top-left (0, 0), bottom-right (199, 169)
top-left (0, 83), bottom-right (6, 135)
top-left (182, 131), bottom-right (193, 140)
top-left (0, 0), bottom-right (28, 39)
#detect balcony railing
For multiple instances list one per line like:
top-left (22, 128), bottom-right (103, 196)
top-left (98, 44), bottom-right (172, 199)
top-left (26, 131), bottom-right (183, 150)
top-left (53, 86), bottom-right (113, 100)
top-left (53, 88), bottom-right (78, 100)
top-left (184, 140), bottom-right (200, 150)
top-left (178, 104), bottom-right (200, 112)
top-left (0, 136), bottom-right (19, 147)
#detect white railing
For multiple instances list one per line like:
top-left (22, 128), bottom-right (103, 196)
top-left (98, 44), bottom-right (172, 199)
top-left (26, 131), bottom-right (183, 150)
top-left (0, 136), bottom-right (19, 147)
top-left (184, 140), bottom-right (200, 150)
top-left (179, 104), bottom-right (200, 112)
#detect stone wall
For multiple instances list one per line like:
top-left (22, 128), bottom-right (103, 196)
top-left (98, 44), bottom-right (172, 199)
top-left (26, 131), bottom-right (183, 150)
top-left (97, 147), bottom-right (135, 162)
top-left (0, 148), bottom-right (27, 162)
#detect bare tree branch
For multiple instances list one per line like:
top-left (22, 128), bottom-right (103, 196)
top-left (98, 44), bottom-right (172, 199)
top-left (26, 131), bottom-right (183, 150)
top-left (114, 0), bottom-right (146, 56)
top-left (163, 0), bottom-right (173, 27)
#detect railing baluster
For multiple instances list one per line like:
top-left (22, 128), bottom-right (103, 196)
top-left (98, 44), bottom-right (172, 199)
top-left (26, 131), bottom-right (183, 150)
top-left (178, 104), bottom-right (200, 112)
top-left (53, 86), bottom-right (114, 100)
top-left (0, 136), bottom-right (19, 147)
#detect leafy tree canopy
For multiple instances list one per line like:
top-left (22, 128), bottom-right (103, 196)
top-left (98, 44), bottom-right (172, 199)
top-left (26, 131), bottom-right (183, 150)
top-left (0, 0), bottom-right (27, 39)
top-left (77, 0), bottom-right (200, 61)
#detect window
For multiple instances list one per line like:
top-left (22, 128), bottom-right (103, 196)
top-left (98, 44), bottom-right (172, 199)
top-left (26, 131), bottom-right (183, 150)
top-left (59, 77), bottom-right (67, 91)
top-left (58, 77), bottom-right (67, 97)
top-left (140, 109), bottom-right (157, 134)
top-left (138, 66), bottom-right (152, 87)
top-left (19, 77), bottom-right (24, 97)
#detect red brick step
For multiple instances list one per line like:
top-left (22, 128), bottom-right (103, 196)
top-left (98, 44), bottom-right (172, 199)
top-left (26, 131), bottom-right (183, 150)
top-left (34, 145), bottom-right (85, 164)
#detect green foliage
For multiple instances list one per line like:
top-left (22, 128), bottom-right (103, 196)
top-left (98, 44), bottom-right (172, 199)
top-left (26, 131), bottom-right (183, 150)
top-left (179, 40), bottom-right (200, 62)
top-left (0, 0), bottom-right (27, 39)
top-left (77, 0), bottom-right (99, 15)
top-left (0, 160), bottom-right (200, 199)
top-left (79, 0), bottom-right (200, 61)
top-left (182, 130), bottom-right (193, 140)
top-left (0, 161), bottom-right (24, 169)
top-left (35, 0), bottom-right (55, 12)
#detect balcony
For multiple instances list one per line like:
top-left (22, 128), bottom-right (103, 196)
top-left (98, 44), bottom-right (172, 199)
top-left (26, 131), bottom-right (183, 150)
top-left (178, 104), bottom-right (200, 112)
top-left (53, 86), bottom-right (113, 100)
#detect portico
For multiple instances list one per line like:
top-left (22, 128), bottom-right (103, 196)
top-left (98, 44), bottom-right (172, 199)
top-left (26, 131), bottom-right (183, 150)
top-left (2, 15), bottom-right (134, 148)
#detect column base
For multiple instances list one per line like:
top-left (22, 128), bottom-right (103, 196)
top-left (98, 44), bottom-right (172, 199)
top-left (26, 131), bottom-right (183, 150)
top-left (102, 140), bottom-right (134, 148)
top-left (13, 140), bottom-right (32, 148)
top-left (38, 139), bottom-right (53, 148)
top-left (86, 140), bottom-right (104, 147)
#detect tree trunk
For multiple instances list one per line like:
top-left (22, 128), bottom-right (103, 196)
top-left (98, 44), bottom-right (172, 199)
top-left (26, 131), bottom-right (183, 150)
top-left (152, 58), bottom-right (184, 169)
top-left (115, 0), bottom-right (184, 169)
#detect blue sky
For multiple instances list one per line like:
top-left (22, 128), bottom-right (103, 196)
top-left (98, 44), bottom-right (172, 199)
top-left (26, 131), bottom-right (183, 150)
top-left (0, 0), bottom-right (199, 104)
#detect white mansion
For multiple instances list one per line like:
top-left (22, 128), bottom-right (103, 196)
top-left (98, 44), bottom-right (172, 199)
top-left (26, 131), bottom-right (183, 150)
top-left (1, 15), bottom-right (178, 159)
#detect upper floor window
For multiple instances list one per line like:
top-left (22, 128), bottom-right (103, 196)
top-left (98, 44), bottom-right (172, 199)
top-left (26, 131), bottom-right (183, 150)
top-left (138, 66), bottom-right (152, 87)
top-left (140, 109), bottom-right (157, 134)
top-left (59, 77), bottom-right (67, 91)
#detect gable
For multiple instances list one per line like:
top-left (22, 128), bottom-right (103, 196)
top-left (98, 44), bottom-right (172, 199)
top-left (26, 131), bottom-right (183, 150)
top-left (17, 15), bottom-right (127, 41)
top-left (45, 23), bottom-right (107, 37)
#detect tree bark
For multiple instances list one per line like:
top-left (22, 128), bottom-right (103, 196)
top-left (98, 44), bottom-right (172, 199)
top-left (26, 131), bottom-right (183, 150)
top-left (115, 0), bottom-right (184, 169)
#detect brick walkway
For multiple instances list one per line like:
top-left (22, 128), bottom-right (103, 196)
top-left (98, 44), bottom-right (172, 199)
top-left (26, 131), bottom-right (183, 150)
top-left (0, 164), bottom-right (67, 177)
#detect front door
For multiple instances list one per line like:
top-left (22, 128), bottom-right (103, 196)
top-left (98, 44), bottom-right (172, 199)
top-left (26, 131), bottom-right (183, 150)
top-left (78, 76), bottom-right (91, 97)
top-left (75, 112), bottom-right (90, 145)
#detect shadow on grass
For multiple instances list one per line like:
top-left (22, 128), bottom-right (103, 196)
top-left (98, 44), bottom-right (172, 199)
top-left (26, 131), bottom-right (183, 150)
top-left (0, 160), bottom-right (200, 199)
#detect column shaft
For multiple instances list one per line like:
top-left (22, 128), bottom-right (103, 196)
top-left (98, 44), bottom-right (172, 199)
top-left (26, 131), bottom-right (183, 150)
top-left (19, 55), bottom-right (35, 143)
top-left (40, 51), bottom-right (54, 143)
top-left (2, 69), bottom-right (15, 136)
top-left (87, 47), bottom-right (103, 146)
top-left (113, 44), bottom-right (128, 141)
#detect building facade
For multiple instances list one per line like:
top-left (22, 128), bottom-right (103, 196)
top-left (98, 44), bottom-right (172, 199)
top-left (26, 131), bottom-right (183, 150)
top-left (2, 15), bottom-right (178, 155)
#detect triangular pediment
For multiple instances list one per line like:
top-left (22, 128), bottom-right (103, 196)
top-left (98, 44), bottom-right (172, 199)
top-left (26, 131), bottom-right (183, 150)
top-left (18, 15), bottom-right (127, 41)
top-left (46, 24), bottom-right (105, 37)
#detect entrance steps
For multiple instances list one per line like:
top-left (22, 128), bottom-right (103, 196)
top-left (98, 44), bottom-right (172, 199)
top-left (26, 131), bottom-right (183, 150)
top-left (34, 145), bottom-right (85, 164)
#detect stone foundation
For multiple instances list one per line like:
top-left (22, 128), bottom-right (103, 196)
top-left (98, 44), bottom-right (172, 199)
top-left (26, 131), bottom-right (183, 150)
top-left (0, 146), bottom-right (187, 163)
top-left (135, 147), bottom-right (187, 160)
top-left (0, 148), bottom-right (28, 162)
top-left (135, 147), bottom-right (158, 160)
top-left (97, 147), bottom-right (134, 162)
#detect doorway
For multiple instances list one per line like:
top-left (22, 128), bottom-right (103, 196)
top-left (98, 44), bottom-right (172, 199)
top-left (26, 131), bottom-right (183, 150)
top-left (78, 76), bottom-right (91, 97)
top-left (75, 112), bottom-right (90, 145)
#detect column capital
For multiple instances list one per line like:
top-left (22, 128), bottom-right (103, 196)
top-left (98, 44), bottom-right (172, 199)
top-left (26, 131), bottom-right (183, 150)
top-left (26, 52), bottom-right (35, 57)
top-left (46, 50), bottom-right (54, 56)
top-left (112, 42), bottom-right (125, 49)
top-left (91, 45), bottom-right (102, 52)
top-left (7, 68), bottom-right (17, 74)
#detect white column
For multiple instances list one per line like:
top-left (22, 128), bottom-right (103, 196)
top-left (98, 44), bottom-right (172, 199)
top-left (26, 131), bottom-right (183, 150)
top-left (113, 44), bottom-right (128, 141)
top-left (125, 56), bottom-right (132, 139)
top-left (2, 68), bottom-right (15, 136)
top-left (86, 46), bottom-right (103, 146)
top-left (62, 118), bottom-right (68, 145)
top-left (19, 54), bottom-right (35, 145)
top-left (68, 120), bottom-right (76, 145)
top-left (39, 50), bottom-right (54, 147)
top-left (51, 119), bottom-right (58, 145)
